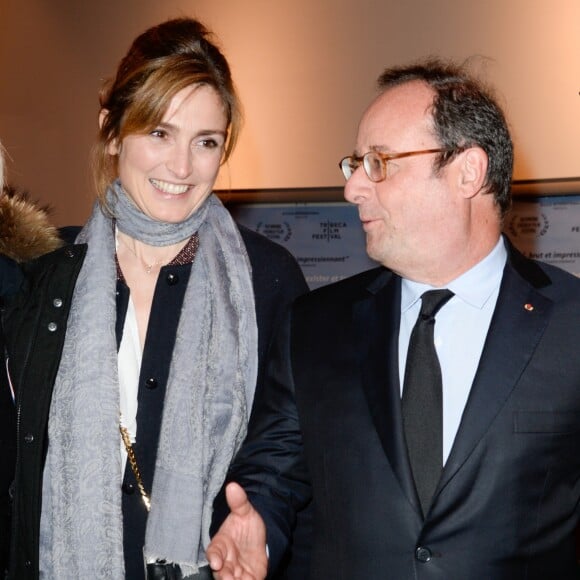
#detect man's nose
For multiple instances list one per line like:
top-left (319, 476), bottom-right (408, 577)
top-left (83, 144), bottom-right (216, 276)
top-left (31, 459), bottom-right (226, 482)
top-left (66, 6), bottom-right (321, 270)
top-left (343, 166), bottom-right (372, 204)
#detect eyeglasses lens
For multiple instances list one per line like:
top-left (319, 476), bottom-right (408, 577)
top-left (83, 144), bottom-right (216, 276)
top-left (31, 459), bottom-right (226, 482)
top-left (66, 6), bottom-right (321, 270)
top-left (363, 152), bottom-right (385, 182)
top-left (340, 157), bottom-right (354, 180)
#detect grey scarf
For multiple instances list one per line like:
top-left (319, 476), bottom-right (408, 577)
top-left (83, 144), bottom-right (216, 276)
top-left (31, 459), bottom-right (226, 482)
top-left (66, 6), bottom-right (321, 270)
top-left (39, 182), bottom-right (257, 578)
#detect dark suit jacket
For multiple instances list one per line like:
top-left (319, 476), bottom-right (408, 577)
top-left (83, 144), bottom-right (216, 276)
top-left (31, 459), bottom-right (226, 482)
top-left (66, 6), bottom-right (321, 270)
top-left (221, 242), bottom-right (580, 579)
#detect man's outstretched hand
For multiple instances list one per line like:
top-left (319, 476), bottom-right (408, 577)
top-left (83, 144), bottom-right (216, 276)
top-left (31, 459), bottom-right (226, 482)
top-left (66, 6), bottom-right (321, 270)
top-left (207, 482), bottom-right (268, 580)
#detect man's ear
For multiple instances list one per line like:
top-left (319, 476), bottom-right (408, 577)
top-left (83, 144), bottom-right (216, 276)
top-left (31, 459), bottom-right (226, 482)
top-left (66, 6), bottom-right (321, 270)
top-left (99, 109), bottom-right (120, 155)
top-left (458, 146), bottom-right (488, 199)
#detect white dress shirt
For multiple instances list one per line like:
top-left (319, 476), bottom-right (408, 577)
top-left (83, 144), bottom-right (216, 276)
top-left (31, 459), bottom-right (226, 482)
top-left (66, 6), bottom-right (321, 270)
top-left (398, 237), bottom-right (507, 463)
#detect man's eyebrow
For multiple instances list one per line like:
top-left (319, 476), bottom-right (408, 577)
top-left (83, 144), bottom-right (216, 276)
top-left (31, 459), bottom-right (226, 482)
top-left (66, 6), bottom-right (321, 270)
top-left (353, 144), bottom-right (391, 156)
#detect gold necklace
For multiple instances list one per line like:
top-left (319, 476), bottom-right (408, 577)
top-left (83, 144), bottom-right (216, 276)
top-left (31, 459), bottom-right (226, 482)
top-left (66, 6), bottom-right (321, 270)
top-left (119, 423), bottom-right (151, 511)
top-left (118, 236), bottom-right (171, 274)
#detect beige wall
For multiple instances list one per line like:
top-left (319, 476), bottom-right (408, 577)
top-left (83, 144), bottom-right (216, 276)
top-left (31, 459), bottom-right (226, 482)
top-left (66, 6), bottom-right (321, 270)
top-left (0, 0), bottom-right (578, 225)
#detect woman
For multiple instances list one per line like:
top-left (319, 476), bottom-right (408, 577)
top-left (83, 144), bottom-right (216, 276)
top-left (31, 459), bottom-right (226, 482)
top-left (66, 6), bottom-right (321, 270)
top-left (0, 143), bottom-right (63, 574)
top-left (2, 18), bottom-right (307, 580)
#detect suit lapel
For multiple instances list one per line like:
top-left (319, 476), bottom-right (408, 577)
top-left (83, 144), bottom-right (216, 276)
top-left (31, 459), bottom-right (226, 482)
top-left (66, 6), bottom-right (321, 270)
top-left (354, 271), bottom-right (421, 513)
top-left (438, 252), bottom-right (553, 493)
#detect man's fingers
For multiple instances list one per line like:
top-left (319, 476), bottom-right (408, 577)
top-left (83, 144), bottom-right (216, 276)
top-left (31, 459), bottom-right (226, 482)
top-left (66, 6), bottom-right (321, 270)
top-left (208, 540), bottom-right (244, 579)
top-left (207, 539), bottom-right (226, 570)
top-left (225, 481), bottom-right (252, 516)
top-left (208, 484), bottom-right (267, 580)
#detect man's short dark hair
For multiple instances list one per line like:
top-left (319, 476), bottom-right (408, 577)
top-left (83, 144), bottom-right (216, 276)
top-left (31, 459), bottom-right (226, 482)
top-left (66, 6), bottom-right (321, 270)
top-left (378, 58), bottom-right (513, 216)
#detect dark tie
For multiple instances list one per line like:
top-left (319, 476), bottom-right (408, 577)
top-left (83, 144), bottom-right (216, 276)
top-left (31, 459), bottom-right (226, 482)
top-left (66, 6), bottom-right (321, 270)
top-left (402, 289), bottom-right (454, 518)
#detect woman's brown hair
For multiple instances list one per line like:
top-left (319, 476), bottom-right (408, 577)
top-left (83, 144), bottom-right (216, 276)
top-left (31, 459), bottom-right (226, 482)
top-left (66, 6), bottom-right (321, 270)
top-left (93, 18), bottom-right (242, 204)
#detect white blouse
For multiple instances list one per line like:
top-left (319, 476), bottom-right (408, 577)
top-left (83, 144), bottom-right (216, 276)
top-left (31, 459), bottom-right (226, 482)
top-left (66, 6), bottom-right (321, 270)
top-left (116, 233), bottom-right (142, 473)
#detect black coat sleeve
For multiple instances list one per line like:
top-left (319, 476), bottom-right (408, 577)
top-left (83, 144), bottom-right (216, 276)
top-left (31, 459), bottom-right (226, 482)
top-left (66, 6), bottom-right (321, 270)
top-left (212, 226), bottom-right (312, 577)
top-left (212, 307), bottom-right (312, 575)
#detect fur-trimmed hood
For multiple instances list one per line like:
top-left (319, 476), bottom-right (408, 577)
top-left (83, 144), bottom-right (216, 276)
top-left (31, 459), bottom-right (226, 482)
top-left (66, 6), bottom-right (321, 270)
top-left (0, 187), bottom-right (63, 262)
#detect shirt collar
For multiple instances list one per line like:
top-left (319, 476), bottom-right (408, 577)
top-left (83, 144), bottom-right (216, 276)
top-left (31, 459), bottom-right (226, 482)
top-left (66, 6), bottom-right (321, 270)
top-left (401, 237), bottom-right (507, 313)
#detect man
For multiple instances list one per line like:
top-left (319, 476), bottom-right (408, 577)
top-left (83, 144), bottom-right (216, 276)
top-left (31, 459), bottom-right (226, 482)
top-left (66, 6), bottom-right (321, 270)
top-left (207, 59), bottom-right (580, 579)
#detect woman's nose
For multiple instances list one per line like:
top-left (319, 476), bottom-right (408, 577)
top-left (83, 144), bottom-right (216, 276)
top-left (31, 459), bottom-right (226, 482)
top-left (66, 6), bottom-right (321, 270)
top-left (166, 143), bottom-right (193, 178)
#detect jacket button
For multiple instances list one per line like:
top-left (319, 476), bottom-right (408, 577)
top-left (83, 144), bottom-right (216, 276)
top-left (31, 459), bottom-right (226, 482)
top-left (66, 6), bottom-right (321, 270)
top-left (65, 248), bottom-right (75, 258)
top-left (166, 272), bottom-right (179, 286)
top-left (53, 298), bottom-right (63, 308)
top-left (47, 322), bottom-right (58, 332)
top-left (145, 377), bottom-right (158, 390)
top-left (416, 546), bottom-right (432, 563)
top-left (24, 433), bottom-right (35, 444)
top-left (122, 482), bottom-right (135, 495)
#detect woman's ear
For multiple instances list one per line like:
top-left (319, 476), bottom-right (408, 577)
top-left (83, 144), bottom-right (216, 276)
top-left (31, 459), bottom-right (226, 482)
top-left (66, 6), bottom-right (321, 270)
top-left (98, 108), bottom-right (108, 130)
top-left (458, 146), bottom-right (488, 199)
top-left (99, 109), bottom-right (120, 155)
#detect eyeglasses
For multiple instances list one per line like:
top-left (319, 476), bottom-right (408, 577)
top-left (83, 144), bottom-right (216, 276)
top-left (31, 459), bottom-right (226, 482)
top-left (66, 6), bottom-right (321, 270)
top-left (339, 148), bottom-right (455, 182)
